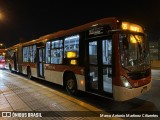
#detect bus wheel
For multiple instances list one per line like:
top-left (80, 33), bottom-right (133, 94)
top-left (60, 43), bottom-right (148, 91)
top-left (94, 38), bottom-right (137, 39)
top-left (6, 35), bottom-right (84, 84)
top-left (27, 68), bottom-right (32, 80)
top-left (65, 74), bottom-right (77, 95)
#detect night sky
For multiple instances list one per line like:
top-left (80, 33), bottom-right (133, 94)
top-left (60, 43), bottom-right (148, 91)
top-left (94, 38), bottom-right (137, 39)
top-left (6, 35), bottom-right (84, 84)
top-left (0, 0), bottom-right (160, 47)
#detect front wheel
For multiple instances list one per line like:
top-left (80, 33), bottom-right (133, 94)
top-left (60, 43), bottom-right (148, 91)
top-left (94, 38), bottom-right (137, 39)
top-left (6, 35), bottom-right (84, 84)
top-left (65, 74), bottom-right (77, 95)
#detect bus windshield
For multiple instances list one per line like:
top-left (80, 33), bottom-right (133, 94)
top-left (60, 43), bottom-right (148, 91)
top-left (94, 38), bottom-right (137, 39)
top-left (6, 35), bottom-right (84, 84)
top-left (119, 32), bottom-right (150, 73)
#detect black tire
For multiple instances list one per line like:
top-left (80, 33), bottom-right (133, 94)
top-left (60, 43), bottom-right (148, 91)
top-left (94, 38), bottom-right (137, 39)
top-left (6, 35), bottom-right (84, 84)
top-left (65, 74), bottom-right (77, 95)
top-left (27, 68), bottom-right (32, 80)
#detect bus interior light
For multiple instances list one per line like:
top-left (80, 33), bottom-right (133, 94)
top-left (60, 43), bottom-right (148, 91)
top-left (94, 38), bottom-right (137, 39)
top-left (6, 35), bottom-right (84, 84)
top-left (120, 76), bottom-right (132, 89)
top-left (66, 51), bottom-right (77, 58)
top-left (130, 35), bottom-right (142, 44)
top-left (130, 36), bottom-right (137, 43)
top-left (70, 60), bottom-right (77, 65)
top-left (80, 80), bottom-right (84, 85)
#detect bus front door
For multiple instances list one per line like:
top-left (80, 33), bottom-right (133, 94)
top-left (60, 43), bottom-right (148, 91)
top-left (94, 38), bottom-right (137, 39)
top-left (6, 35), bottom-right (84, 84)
top-left (37, 47), bottom-right (45, 78)
top-left (87, 39), bottom-right (113, 95)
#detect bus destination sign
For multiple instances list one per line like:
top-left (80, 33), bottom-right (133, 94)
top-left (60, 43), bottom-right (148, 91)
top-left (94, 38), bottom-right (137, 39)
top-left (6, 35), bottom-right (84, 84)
top-left (89, 26), bottom-right (104, 36)
top-left (86, 25), bottom-right (111, 39)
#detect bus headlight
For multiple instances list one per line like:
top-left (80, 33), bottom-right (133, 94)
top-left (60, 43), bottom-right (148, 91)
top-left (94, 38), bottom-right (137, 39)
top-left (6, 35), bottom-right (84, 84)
top-left (120, 76), bottom-right (132, 89)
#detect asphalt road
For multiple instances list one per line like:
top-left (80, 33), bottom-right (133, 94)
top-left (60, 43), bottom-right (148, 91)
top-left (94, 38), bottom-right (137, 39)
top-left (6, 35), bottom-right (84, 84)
top-left (65, 69), bottom-right (160, 113)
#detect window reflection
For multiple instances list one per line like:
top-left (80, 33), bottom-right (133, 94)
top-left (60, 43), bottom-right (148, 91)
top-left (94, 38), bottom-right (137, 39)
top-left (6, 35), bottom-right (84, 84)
top-left (89, 41), bottom-right (97, 64)
top-left (102, 40), bottom-right (112, 65)
top-left (51, 40), bottom-right (63, 64)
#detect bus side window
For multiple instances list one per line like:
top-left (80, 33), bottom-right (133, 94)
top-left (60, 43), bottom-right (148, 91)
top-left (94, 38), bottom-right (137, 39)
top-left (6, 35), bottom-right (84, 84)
top-left (33, 45), bottom-right (36, 63)
top-left (102, 39), bottom-right (112, 77)
top-left (64, 35), bottom-right (79, 58)
top-left (51, 40), bottom-right (63, 64)
top-left (102, 40), bottom-right (112, 65)
top-left (23, 47), bottom-right (28, 62)
top-left (46, 41), bottom-right (51, 64)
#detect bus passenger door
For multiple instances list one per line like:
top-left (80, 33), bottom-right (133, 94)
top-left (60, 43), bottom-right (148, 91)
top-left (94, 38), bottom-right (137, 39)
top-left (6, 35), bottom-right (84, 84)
top-left (87, 38), bottom-right (113, 95)
top-left (88, 41), bottom-right (99, 91)
top-left (13, 52), bottom-right (17, 71)
top-left (37, 47), bottom-right (45, 78)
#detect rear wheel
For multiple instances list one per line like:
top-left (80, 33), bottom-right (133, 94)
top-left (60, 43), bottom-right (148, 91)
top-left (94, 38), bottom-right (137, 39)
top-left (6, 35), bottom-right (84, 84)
top-left (65, 74), bottom-right (77, 95)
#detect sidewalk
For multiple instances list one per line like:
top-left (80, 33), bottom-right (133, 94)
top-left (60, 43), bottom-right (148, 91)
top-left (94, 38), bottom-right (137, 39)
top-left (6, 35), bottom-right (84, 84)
top-left (0, 70), bottom-right (121, 120)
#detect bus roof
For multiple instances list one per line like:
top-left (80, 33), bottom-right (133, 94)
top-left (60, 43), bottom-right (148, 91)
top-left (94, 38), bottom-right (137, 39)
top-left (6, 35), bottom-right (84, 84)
top-left (7, 17), bottom-right (144, 48)
top-left (40, 17), bottom-right (117, 40)
top-left (21, 17), bottom-right (118, 46)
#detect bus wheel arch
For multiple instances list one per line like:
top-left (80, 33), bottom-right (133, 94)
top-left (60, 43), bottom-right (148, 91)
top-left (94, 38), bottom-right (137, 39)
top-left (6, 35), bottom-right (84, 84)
top-left (27, 66), bottom-right (32, 79)
top-left (63, 71), bottom-right (78, 95)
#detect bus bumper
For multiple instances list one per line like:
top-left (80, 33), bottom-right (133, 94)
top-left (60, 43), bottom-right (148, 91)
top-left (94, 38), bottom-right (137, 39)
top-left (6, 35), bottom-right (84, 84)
top-left (113, 80), bottom-right (152, 101)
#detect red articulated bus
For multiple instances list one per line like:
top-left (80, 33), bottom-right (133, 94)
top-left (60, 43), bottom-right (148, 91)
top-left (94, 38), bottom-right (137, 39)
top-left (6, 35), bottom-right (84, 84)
top-left (5, 17), bottom-right (151, 101)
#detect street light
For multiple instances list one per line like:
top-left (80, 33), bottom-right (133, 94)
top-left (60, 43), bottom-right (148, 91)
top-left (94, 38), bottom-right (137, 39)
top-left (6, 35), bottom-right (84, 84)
top-left (0, 12), bottom-right (4, 20)
top-left (0, 43), bottom-right (6, 49)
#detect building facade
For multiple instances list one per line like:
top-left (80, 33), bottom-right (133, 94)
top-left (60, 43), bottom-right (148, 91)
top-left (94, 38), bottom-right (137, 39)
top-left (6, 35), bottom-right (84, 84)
top-left (149, 40), bottom-right (160, 67)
